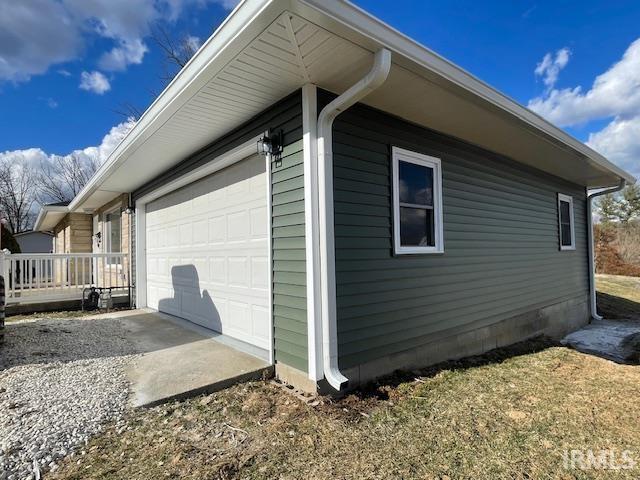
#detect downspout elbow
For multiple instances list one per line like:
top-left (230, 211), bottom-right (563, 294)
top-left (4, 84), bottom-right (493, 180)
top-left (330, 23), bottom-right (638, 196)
top-left (317, 49), bottom-right (392, 391)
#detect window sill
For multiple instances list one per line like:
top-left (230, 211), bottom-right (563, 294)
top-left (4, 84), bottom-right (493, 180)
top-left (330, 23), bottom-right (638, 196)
top-left (394, 246), bottom-right (445, 255)
top-left (560, 246), bottom-right (576, 251)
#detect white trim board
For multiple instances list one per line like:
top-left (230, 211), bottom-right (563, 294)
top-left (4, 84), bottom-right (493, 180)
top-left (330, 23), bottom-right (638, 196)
top-left (392, 147), bottom-right (444, 255)
top-left (558, 193), bottom-right (576, 251)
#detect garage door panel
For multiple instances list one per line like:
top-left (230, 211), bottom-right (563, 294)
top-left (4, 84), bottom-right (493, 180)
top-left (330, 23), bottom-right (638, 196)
top-left (146, 154), bottom-right (269, 350)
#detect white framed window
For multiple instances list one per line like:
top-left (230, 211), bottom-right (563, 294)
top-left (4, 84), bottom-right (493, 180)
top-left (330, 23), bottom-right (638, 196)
top-left (104, 208), bottom-right (122, 255)
top-left (392, 147), bottom-right (444, 254)
top-left (557, 193), bottom-right (575, 251)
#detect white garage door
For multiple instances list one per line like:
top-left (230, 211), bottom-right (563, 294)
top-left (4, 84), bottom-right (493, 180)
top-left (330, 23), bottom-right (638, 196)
top-left (145, 155), bottom-right (270, 351)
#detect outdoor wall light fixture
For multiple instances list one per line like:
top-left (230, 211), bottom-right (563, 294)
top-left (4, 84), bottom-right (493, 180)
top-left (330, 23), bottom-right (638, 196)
top-left (257, 131), bottom-right (283, 159)
top-left (94, 231), bottom-right (102, 248)
top-left (124, 206), bottom-right (135, 215)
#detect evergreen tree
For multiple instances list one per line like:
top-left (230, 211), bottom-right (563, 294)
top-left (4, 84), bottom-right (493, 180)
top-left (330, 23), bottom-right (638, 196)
top-left (597, 193), bottom-right (620, 224)
top-left (619, 184), bottom-right (640, 224)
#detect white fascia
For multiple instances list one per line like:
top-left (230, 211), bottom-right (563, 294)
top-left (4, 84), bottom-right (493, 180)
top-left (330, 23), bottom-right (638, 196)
top-left (316, 48), bottom-right (392, 391)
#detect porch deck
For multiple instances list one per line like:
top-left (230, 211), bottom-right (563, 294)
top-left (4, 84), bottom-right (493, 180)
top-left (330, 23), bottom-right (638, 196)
top-left (0, 252), bottom-right (130, 305)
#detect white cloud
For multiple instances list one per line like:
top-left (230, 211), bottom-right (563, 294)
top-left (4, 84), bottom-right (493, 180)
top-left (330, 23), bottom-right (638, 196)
top-left (47, 98), bottom-right (58, 109)
top-left (0, 0), bottom-right (81, 82)
top-left (185, 35), bottom-right (202, 52)
top-left (0, 118), bottom-right (136, 202)
top-left (529, 39), bottom-right (640, 127)
top-left (587, 117), bottom-right (640, 180)
top-left (534, 47), bottom-right (571, 89)
top-left (0, 0), bottom-right (238, 83)
top-left (79, 119), bottom-right (136, 163)
top-left (528, 39), bottom-right (640, 182)
top-left (79, 70), bottom-right (111, 95)
top-left (99, 39), bottom-right (148, 71)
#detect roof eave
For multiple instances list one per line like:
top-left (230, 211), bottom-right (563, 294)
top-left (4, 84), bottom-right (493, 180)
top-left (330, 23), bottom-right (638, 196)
top-left (296, 0), bottom-right (635, 187)
top-left (33, 206), bottom-right (69, 232)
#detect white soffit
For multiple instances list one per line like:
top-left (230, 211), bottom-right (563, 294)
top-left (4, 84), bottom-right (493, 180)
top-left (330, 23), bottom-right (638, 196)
top-left (76, 0), bottom-right (634, 212)
top-left (84, 8), bottom-right (371, 210)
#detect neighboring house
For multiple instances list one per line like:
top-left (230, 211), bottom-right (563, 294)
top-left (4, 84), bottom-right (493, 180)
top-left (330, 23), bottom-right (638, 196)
top-left (33, 0), bottom-right (635, 393)
top-left (13, 231), bottom-right (53, 253)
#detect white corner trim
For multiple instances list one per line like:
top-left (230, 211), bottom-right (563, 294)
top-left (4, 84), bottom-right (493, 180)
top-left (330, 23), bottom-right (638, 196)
top-left (558, 193), bottom-right (576, 251)
top-left (302, 84), bottom-right (322, 381)
top-left (391, 147), bottom-right (444, 255)
top-left (317, 48), bottom-right (391, 391)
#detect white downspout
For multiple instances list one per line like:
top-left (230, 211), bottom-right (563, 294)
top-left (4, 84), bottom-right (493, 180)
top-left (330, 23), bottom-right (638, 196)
top-left (587, 179), bottom-right (626, 321)
top-left (317, 48), bottom-right (392, 391)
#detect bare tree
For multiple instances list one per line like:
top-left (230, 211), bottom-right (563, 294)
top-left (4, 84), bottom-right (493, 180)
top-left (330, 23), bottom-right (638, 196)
top-left (35, 153), bottom-right (99, 204)
top-left (111, 102), bottom-right (145, 122)
top-left (152, 23), bottom-right (200, 82)
top-left (0, 159), bottom-right (37, 233)
top-left (113, 25), bottom-right (201, 122)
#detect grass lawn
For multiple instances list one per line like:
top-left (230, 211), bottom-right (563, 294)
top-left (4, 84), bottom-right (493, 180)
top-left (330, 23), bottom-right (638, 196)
top-left (596, 274), bottom-right (640, 320)
top-left (44, 275), bottom-right (640, 479)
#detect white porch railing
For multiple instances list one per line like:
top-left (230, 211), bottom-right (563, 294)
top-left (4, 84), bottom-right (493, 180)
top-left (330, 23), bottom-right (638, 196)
top-left (0, 251), bottom-right (129, 305)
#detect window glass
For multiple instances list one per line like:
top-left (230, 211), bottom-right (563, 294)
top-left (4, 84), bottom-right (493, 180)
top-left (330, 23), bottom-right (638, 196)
top-left (561, 223), bottom-right (572, 246)
top-left (560, 201), bottom-right (571, 225)
top-left (558, 195), bottom-right (574, 249)
top-left (107, 212), bottom-right (122, 253)
top-left (400, 207), bottom-right (435, 247)
top-left (399, 161), bottom-right (433, 206)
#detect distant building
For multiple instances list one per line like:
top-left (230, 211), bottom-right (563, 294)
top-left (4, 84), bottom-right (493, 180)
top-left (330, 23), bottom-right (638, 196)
top-left (13, 231), bottom-right (53, 253)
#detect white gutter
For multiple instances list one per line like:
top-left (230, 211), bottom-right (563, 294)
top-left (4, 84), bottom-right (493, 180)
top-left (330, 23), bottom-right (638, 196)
top-left (317, 48), bottom-right (392, 391)
top-left (586, 179), bottom-right (626, 321)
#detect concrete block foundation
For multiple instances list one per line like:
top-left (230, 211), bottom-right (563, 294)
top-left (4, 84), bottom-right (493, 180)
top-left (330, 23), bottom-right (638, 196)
top-left (338, 295), bottom-right (589, 391)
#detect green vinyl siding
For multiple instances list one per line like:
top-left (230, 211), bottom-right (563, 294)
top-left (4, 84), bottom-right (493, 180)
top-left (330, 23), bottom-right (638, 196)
top-left (133, 90), bottom-right (307, 373)
top-left (320, 90), bottom-right (589, 370)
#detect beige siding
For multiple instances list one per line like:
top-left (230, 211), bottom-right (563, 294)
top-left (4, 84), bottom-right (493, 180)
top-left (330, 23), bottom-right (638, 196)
top-left (51, 213), bottom-right (92, 283)
top-left (93, 194), bottom-right (130, 289)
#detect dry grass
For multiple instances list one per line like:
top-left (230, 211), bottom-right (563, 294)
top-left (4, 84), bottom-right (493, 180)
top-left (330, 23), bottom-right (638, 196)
top-left (596, 274), bottom-right (640, 319)
top-left (42, 276), bottom-right (640, 478)
top-left (48, 337), bottom-right (640, 480)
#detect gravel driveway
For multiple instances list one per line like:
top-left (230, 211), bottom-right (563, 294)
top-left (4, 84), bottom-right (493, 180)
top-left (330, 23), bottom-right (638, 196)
top-left (0, 315), bottom-right (139, 479)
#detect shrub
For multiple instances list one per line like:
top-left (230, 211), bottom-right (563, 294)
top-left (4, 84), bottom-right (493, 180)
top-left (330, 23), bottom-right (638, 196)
top-left (595, 223), bottom-right (640, 277)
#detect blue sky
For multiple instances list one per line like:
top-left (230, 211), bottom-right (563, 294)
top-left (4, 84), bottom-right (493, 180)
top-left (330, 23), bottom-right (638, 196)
top-left (1, 0), bottom-right (639, 179)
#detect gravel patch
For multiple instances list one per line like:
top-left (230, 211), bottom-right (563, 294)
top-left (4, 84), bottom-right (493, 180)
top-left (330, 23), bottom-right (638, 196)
top-left (0, 316), bottom-right (139, 479)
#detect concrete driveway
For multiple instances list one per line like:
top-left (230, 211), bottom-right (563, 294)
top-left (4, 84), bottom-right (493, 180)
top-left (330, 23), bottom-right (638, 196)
top-left (115, 309), bottom-right (273, 407)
